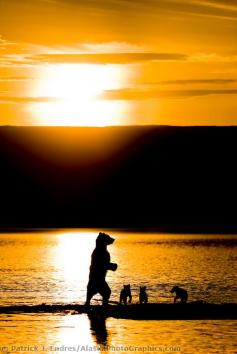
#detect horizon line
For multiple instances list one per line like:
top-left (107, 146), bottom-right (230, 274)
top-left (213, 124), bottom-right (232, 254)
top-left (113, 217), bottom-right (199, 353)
top-left (1, 124), bottom-right (237, 128)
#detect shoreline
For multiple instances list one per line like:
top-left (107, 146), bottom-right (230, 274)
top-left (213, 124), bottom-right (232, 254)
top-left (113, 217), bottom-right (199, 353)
top-left (0, 303), bottom-right (236, 320)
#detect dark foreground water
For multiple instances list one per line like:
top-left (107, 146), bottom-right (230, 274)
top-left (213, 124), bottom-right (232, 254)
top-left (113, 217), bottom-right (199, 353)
top-left (0, 231), bottom-right (236, 353)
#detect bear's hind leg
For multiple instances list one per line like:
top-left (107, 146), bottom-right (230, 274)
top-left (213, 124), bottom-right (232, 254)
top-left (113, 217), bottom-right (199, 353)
top-left (85, 282), bottom-right (97, 306)
top-left (100, 282), bottom-right (111, 306)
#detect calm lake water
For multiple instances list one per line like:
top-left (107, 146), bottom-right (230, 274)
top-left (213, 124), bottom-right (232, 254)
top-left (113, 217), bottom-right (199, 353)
top-left (0, 230), bottom-right (236, 353)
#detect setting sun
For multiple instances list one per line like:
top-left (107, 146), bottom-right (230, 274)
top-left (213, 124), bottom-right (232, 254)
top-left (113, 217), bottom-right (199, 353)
top-left (30, 63), bottom-right (125, 126)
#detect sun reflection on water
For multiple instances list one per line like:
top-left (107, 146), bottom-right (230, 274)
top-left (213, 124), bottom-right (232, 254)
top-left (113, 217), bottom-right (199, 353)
top-left (53, 231), bottom-right (96, 303)
top-left (55, 314), bottom-right (94, 348)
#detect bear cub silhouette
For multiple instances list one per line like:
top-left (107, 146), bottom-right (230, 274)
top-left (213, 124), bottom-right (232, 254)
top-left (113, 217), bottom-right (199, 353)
top-left (85, 232), bottom-right (117, 306)
top-left (119, 285), bottom-right (132, 305)
top-left (170, 286), bottom-right (188, 303)
top-left (139, 286), bottom-right (148, 304)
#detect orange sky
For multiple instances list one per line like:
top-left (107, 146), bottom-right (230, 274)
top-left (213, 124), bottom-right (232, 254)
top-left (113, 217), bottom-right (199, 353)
top-left (1, 0), bottom-right (237, 126)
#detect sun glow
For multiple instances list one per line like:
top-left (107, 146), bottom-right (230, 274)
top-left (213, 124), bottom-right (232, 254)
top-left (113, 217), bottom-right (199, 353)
top-left (30, 64), bottom-right (125, 126)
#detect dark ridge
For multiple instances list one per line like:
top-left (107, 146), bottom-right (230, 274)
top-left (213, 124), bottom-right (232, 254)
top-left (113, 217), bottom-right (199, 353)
top-left (0, 125), bottom-right (237, 232)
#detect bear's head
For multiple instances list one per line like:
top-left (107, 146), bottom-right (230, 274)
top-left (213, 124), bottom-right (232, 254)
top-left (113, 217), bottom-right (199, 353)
top-left (170, 286), bottom-right (178, 293)
top-left (96, 232), bottom-right (115, 247)
top-left (123, 284), bottom-right (131, 291)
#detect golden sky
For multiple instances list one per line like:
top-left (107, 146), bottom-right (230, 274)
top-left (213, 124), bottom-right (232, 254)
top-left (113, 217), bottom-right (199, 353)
top-left (1, 0), bottom-right (237, 126)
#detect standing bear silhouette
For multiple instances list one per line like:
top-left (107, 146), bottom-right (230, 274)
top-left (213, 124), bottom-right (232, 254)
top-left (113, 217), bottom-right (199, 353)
top-left (85, 232), bottom-right (117, 306)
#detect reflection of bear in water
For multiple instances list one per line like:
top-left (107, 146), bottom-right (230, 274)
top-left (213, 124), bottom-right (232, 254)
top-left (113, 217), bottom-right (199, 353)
top-left (85, 232), bottom-right (117, 306)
